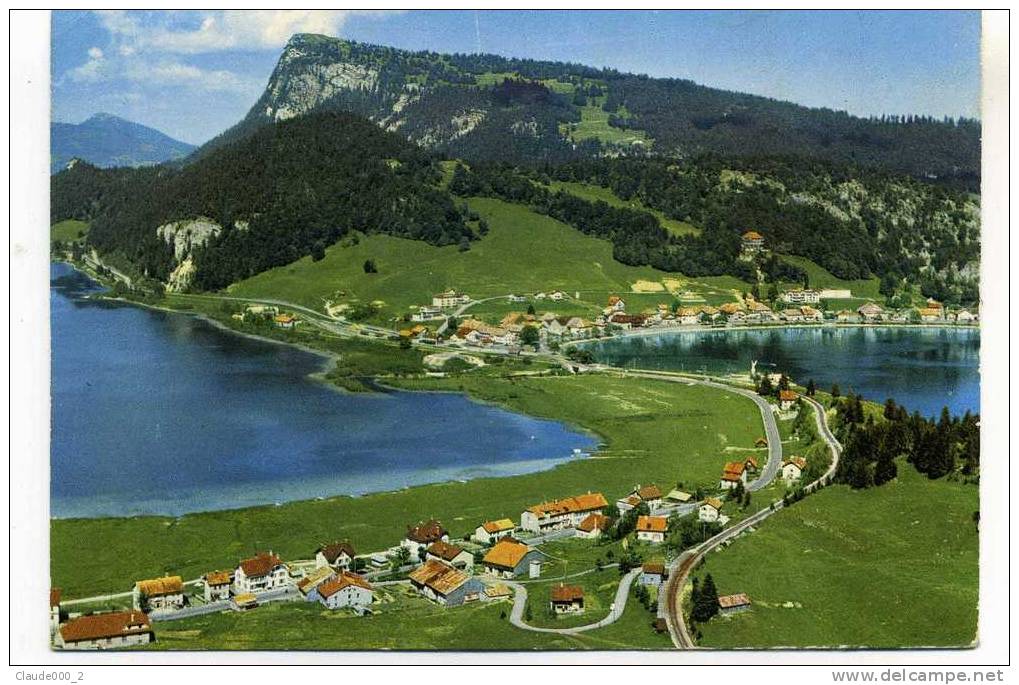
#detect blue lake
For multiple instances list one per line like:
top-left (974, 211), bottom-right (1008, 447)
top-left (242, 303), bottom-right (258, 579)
top-left (50, 262), bottom-right (596, 519)
top-left (584, 326), bottom-right (979, 418)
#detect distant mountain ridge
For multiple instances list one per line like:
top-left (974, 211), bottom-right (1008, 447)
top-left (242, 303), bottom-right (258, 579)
top-left (51, 113), bottom-right (195, 173)
top-left (197, 33), bottom-right (979, 186)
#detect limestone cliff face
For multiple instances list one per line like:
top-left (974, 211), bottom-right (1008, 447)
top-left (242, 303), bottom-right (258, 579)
top-left (156, 218), bottom-right (222, 261)
top-left (262, 56), bottom-right (380, 122)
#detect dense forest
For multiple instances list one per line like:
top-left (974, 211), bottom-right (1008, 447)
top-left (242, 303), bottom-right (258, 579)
top-left (51, 112), bottom-right (470, 290)
top-left (830, 395), bottom-right (979, 489)
top-left (544, 156), bottom-right (979, 299)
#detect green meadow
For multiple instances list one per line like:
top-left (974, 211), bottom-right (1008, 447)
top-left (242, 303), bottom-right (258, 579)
top-left (561, 99), bottom-right (651, 147)
top-left (228, 197), bottom-right (698, 324)
top-left (51, 219), bottom-right (89, 244)
top-left (52, 373), bottom-right (761, 598)
top-left (694, 465), bottom-right (978, 648)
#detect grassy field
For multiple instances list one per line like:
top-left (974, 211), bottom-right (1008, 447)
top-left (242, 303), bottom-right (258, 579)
top-left (52, 373), bottom-right (761, 598)
top-left (547, 180), bottom-right (700, 237)
top-left (51, 219), bottom-right (88, 244)
top-left (561, 99), bottom-right (651, 147)
top-left (228, 197), bottom-right (736, 326)
top-left (524, 567), bottom-right (621, 629)
top-left (694, 466), bottom-right (978, 648)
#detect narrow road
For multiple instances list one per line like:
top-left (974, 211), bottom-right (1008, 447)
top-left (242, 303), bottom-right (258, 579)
top-left (506, 567), bottom-right (642, 634)
top-left (662, 395), bottom-right (841, 649)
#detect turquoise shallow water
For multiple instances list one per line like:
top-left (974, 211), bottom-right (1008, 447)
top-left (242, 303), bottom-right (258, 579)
top-left (584, 325), bottom-right (979, 418)
top-left (50, 263), bottom-right (596, 518)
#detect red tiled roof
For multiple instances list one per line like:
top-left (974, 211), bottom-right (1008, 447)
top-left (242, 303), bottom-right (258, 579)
top-left (317, 571), bottom-right (373, 599)
top-left (642, 562), bottom-right (666, 576)
top-left (577, 513), bottom-right (612, 533)
top-left (482, 538), bottom-right (533, 570)
top-left (721, 461), bottom-right (746, 481)
top-left (527, 492), bottom-right (608, 518)
top-left (779, 390), bottom-right (798, 402)
top-left (427, 540), bottom-right (467, 562)
top-left (551, 584), bottom-right (584, 602)
top-left (406, 520), bottom-right (447, 544)
top-left (636, 515), bottom-right (668, 533)
top-left (59, 611), bottom-right (151, 644)
top-left (239, 552), bottom-right (283, 578)
top-left (317, 541), bottom-right (356, 565)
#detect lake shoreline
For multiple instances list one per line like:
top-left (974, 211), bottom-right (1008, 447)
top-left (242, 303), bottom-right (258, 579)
top-left (51, 262), bottom-right (601, 522)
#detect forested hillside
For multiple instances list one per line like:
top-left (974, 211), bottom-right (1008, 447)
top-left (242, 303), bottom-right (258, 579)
top-left (51, 112), bottom-right (470, 290)
top-left (199, 33), bottom-right (979, 187)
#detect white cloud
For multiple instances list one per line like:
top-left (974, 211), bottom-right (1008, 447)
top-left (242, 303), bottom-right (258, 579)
top-left (96, 10), bottom-right (397, 55)
top-left (124, 60), bottom-right (261, 95)
top-left (67, 46), bottom-right (107, 83)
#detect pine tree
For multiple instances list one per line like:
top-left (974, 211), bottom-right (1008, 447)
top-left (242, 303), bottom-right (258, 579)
top-left (806, 379), bottom-right (816, 397)
top-left (692, 574), bottom-right (720, 622)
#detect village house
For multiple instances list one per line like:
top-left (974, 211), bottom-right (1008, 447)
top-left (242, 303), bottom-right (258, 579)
top-left (918, 307), bottom-right (943, 322)
top-left (956, 309), bottom-right (977, 324)
top-left (472, 518), bottom-right (516, 544)
top-left (411, 305), bottom-right (443, 322)
top-left (779, 389), bottom-right (799, 411)
top-left (408, 559), bottom-right (483, 607)
top-left (635, 515), bottom-right (668, 544)
top-left (783, 456), bottom-right (807, 482)
top-left (233, 551), bottom-right (289, 595)
top-left (858, 302), bottom-right (885, 321)
top-left (132, 576), bottom-right (185, 612)
top-left (741, 230), bottom-right (765, 253)
top-left (718, 593), bottom-right (753, 615)
top-left (480, 538), bottom-right (545, 578)
top-left (484, 584), bottom-right (513, 602)
top-left (549, 290), bottom-right (567, 301)
top-left (698, 498), bottom-right (723, 523)
top-left (926, 298), bottom-right (944, 310)
top-left (781, 308), bottom-right (806, 323)
top-left (402, 520), bottom-right (449, 558)
top-left (297, 565), bottom-right (337, 599)
top-left (575, 513), bottom-right (613, 539)
top-left (720, 461), bottom-right (748, 490)
top-left (664, 489), bottom-right (693, 505)
top-left (607, 295), bottom-right (626, 312)
top-left (640, 562), bottom-right (667, 587)
top-left (800, 305), bottom-right (824, 322)
top-left (233, 593), bottom-right (259, 611)
top-left (550, 584), bottom-right (585, 615)
top-left (677, 307), bottom-right (701, 325)
top-left (616, 483), bottom-right (663, 515)
top-left (780, 289), bottom-right (821, 305)
top-left (609, 312), bottom-right (649, 329)
top-left (836, 310), bottom-right (862, 323)
top-left (315, 541), bottom-right (356, 571)
top-left (508, 294), bottom-right (528, 303)
top-left (520, 492), bottom-right (608, 533)
top-left (202, 571), bottom-right (232, 603)
top-left (273, 313), bottom-right (298, 329)
top-left (426, 540), bottom-right (475, 570)
top-left (432, 290), bottom-right (471, 309)
top-left (743, 456), bottom-right (760, 474)
top-left (310, 571), bottom-right (374, 611)
top-left (57, 611), bottom-right (154, 650)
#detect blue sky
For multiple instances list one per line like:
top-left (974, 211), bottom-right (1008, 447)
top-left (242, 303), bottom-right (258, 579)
top-left (51, 10), bottom-right (981, 145)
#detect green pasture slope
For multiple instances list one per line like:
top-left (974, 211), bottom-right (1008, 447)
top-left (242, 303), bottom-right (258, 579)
top-left (228, 197), bottom-right (713, 323)
top-left (52, 373), bottom-right (761, 598)
top-left (695, 465), bottom-right (978, 648)
top-left (51, 219), bottom-right (88, 244)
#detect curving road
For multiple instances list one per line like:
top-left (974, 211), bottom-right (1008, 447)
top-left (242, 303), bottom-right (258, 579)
top-left (662, 395), bottom-right (842, 649)
top-left (506, 568), bottom-right (642, 635)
